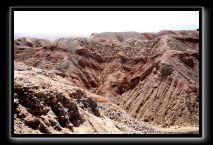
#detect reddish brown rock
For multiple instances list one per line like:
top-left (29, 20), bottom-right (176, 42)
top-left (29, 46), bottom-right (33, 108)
top-left (14, 30), bottom-right (199, 134)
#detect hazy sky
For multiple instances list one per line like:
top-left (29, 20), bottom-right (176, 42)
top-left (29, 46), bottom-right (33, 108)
top-left (14, 11), bottom-right (199, 35)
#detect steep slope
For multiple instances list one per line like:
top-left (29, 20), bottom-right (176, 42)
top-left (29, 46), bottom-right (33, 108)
top-left (14, 61), bottom-right (163, 134)
top-left (14, 30), bottom-right (199, 133)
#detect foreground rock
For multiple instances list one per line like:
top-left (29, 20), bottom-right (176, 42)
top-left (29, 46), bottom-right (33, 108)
top-left (14, 62), bottom-right (165, 134)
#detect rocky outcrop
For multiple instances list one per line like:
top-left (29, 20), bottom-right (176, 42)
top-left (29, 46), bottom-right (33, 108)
top-left (15, 37), bottom-right (50, 47)
top-left (14, 61), bottom-right (164, 134)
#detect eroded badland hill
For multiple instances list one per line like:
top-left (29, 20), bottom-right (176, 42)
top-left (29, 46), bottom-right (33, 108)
top-left (14, 30), bottom-right (199, 134)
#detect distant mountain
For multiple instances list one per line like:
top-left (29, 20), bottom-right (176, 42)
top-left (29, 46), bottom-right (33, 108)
top-left (14, 33), bottom-right (90, 40)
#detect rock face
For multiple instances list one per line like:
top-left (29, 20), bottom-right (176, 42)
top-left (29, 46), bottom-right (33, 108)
top-left (14, 61), bottom-right (162, 134)
top-left (14, 30), bottom-right (199, 134)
